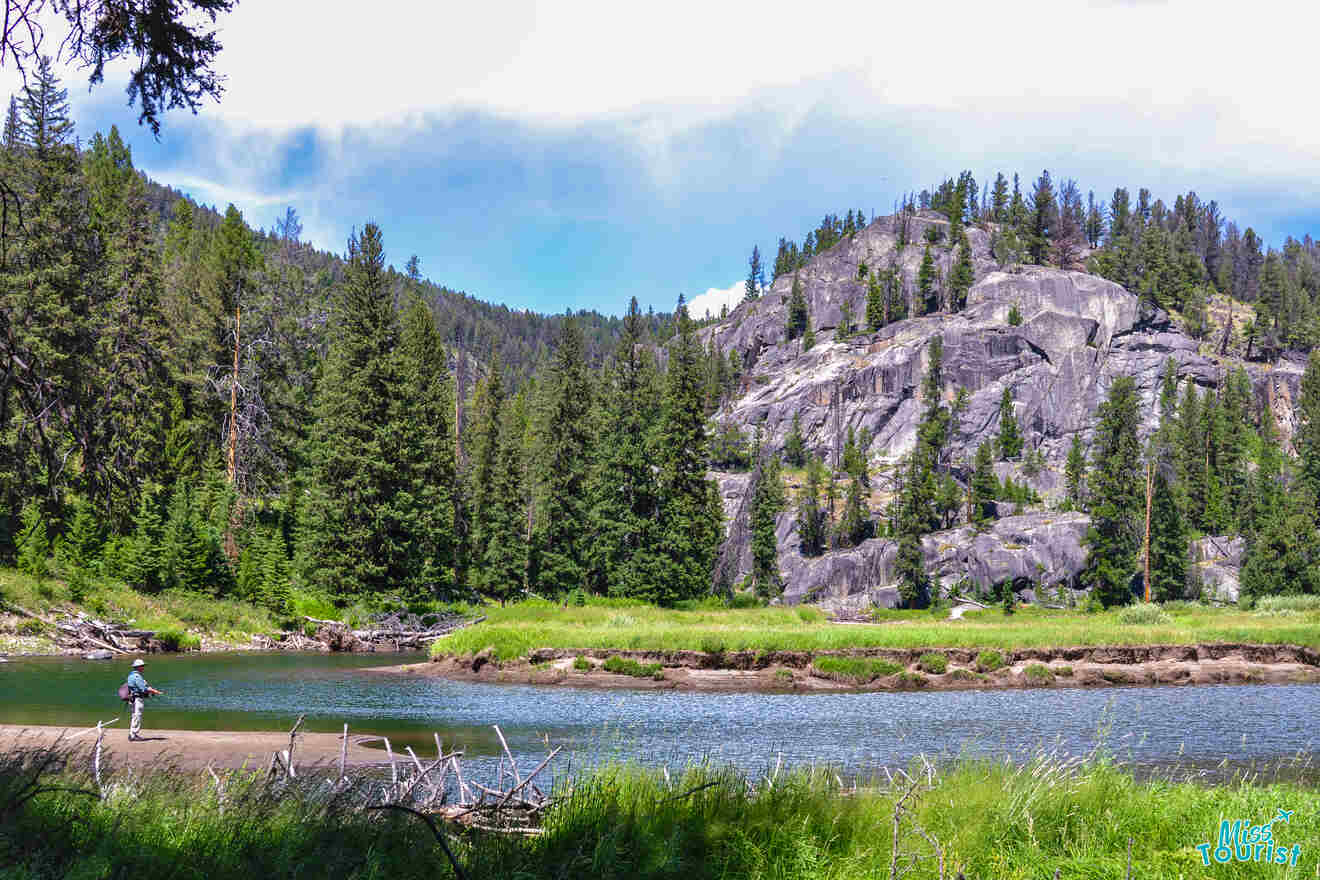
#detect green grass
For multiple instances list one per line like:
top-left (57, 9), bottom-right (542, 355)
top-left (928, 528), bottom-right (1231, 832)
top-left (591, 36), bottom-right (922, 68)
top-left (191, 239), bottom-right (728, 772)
top-left (429, 597), bottom-right (1320, 662)
top-left (0, 567), bottom-right (280, 647)
top-left (573, 655), bottom-right (592, 671)
top-left (975, 650), bottom-right (1005, 672)
top-left (1024, 662), bottom-right (1054, 685)
top-left (917, 652), bottom-right (947, 674)
top-left (3, 746), bottom-right (1318, 879)
top-left (602, 655), bottom-right (663, 679)
top-left (1117, 602), bottom-right (1173, 625)
top-left (810, 655), bottom-right (902, 684)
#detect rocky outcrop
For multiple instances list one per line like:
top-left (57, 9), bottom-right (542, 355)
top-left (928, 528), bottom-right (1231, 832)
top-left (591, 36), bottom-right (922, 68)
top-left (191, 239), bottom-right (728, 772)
top-left (705, 211), bottom-right (1272, 608)
top-left (771, 510), bottom-right (1090, 610)
top-left (1190, 535), bottom-right (1245, 603)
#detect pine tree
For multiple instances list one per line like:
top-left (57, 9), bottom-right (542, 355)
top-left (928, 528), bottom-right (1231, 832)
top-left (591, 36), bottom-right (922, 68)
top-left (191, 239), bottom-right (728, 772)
top-left (797, 455), bottom-right (827, 556)
top-left (749, 453), bottom-right (786, 597)
top-left (783, 412), bottom-right (807, 467)
top-left (1065, 433), bottom-right (1087, 510)
top-left (786, 275), bottom-right (808, 340)
top-left (1082, 376), bottom-right (1142, 607)
top-left (970, 441), bottom-right (997, 523)
top-left (532, 313), bottom-right (593, 597)
top-left (745, 245), bottom-right (763, 301)
top-left (159, 484), bottom-right (209, 591)
top-left (1027, 170), bottom-right (1057, 264)
top-left (588, 297), bottom-right (661, 598)
top-left (260, 528), bottom-right (291, 615)
top-left (949, 240), bottom-right (974, 311)
top-left (392, 295), bottom-right (459, 596)
top-left (996, 388), bottom-right (1023, 460)
top-left (62, 496), bottom-right (104, 571)
top-left (836, 476), bottom-right (869, 548)
top-left (16, 502), bottom-right (50, 578)
top-left (894, 528), bottom-right (928, 608)
top-left (126, 489), bottom-right (165, 592)
top-left (917, 245), bottom-right (937, 314)
top-left (650, 298), bottom-right (724, 603)
top-left (1148, 469), bottom-right (1186, 602)
top-left (300, 223), bottom-right (407, 598)
top-left (865, 272), bottom-right (886, 332)
top-left (990, 172), bottom-right (1009, 222)
top-left (1240, 487), bottom-right (1320, 601)
top-left (1176, 381), bottom-right (1206, 527)
top-left (1296, 349), bottom-right (1320, 510)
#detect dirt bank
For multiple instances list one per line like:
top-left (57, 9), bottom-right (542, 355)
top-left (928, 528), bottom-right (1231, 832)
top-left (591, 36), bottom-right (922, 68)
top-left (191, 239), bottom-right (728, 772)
top-left (373, 643), bottom-right (1320, 693)
top-left (0, 724), bottom-right (397, 770)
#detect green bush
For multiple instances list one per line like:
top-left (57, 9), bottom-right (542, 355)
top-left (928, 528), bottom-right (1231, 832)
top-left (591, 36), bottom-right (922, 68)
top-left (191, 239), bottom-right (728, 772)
top-left (976, 650), bottom-right (1005, 672)
top-left (573, 655), bottom-right (592, 672)
top-left (1117, 603), bottom-right (1172, 625)
top-left (602, 655), bottom-right (662, 678)
top-left (917, 652), bottom-right (947, 674)
top-left (1253, 594), bottom-right (1320, 613)
top-left (810, 655), bottom-right (901, 684)
top-left (699, 636), bottom-right (727, 655)
top-left (1024, 662), bottom-right (1054, 685)
top-left (1007, 303), bottom-right (1023, 326)
top-left (156, 627), bottom-right (201, 652)
top-left (727, 592), bottom-right (762, 609)
top-left (1054, 665), bottom-right (1073, 677)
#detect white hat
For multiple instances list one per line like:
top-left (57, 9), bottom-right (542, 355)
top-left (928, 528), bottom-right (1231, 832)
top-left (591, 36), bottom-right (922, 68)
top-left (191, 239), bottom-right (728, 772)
top-left (131, 658), bottom-right (145, 668)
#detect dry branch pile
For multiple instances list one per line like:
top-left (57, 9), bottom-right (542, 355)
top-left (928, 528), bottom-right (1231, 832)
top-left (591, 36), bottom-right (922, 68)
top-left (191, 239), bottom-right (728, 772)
top-left (293, 610), bottom-right (486, 652)
top-left (6, 604), bottom-right (157, 656)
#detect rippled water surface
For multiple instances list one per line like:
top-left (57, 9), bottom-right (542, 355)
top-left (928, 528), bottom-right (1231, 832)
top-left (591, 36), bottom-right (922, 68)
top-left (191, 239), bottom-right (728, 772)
top-left (3, 652), bottom-right (1316, 778)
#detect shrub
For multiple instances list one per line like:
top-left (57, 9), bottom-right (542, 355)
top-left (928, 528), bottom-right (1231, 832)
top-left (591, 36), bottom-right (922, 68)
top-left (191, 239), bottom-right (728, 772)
top-left (699, 636), bottom-right (727, 655)
top-left (573, 655), bottom-right (592, 672)
top-left (917, 652), bottom-right (947, 674)
top-left (898, 671), bottom-right (928, 688)
top-left (976, 650), bottom-right (1005, 672)
top-left (1117, 603), bottom-right (1172, 625)
top-left (1054, 665), bottom-right (1073, 677)
top-left (774, 668), bottom-right (793, 682)
top-left (156, 627), bottom-right (201, 652)
top-left (727, 592), bottom-right (762, 609)
top-left (603, 655), bottom-right (662, 678)
top-left (1024, 663), bottom-right (1054, 685)
top-left (1253, 594), bottom-right (1320, 613)
top-left (1007, 303), bottom-right (1023, 326)
top-left (810, 656), bottom-right (901, 684)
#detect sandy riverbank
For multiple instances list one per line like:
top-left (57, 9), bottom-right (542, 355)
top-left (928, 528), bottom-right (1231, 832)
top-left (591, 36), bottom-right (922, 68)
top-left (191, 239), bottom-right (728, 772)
top-left (0, 724), bottom-right (397, 770)
top-left (375, 643), bottom-right (1320, 693)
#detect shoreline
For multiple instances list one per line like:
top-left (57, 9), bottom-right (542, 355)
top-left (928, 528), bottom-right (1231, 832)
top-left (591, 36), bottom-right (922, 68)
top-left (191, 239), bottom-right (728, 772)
top-left (385, 642), bottom-right (1320, 693)
top-left (0, 723), bottom-right (397, 770)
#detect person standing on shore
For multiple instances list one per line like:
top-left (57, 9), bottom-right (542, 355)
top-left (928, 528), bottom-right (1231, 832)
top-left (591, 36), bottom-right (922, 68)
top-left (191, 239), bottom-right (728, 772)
top-left (125, 658), bottom-right (163, 741)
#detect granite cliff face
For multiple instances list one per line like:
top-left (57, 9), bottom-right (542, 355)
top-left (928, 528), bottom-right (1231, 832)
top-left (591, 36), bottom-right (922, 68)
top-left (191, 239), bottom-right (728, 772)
top-left (706, 212), bottom-right (1285, 607)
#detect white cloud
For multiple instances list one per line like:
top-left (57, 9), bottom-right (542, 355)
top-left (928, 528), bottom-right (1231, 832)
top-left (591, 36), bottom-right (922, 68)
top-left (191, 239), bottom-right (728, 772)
top-left (687, 282), bottom-right (744, 322)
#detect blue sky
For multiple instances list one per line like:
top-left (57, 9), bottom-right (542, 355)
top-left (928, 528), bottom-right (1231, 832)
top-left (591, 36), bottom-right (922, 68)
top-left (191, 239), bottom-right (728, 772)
top-left (14, 0), bottom-right (1319, 318)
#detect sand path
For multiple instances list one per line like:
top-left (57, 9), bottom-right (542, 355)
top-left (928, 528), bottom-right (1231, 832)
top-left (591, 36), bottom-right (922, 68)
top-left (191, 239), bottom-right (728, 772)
top-left (0, 723), bottom-right (396, 771)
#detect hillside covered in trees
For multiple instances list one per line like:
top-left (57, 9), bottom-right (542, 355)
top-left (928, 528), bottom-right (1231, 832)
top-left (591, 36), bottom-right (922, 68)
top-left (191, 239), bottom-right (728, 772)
top-left (5, 60), bottom-right (1320, 616)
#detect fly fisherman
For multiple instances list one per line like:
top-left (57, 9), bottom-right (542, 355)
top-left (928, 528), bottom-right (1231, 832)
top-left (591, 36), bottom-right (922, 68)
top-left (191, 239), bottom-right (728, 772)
top-left (125, 658), bottom-right (163, 741)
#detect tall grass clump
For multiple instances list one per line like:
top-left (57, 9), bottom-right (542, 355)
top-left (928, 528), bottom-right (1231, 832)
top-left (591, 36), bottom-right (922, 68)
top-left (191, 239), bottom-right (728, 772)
top-left (3, 746), bottom-right (1319, 879)
top-left (1253, 594), bottom-right (1320, 613)
top-left (810, 655), bottom-right (902, 683)
top-left (1117, 603), bottom-right (1173, 625)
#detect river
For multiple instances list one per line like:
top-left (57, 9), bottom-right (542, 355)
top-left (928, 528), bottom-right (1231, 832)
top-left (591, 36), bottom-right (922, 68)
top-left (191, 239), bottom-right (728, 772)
top-left (3, 652), bottom-right (1316, 781)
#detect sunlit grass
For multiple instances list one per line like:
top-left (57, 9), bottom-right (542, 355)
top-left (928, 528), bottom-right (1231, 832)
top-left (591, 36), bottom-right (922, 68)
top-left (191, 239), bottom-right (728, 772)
top-left (3, 744), bottom-right (1317, 879)
top-left (0, 567), bottom-right (279, 645)
top-left (431, 596), bottom-right (1320, 661)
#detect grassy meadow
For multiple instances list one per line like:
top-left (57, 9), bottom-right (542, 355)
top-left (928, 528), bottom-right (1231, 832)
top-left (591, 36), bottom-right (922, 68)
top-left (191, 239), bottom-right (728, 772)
top-left (431, 596), bottom-right (1320, 661)
top-left (1, 744), bottom-right (1316, 880)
